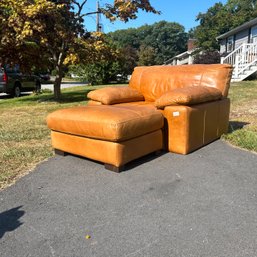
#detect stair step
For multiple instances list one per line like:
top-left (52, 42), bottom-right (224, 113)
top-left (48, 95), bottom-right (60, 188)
top-left (232, 62), bottom-right (257, 80)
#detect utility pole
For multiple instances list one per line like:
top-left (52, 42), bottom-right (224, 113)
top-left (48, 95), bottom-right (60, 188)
top-left (96, 1), bottom-right (101, 32)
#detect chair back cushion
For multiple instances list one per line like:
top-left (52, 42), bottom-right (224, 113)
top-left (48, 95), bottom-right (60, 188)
top-left (129, 64), bottom-right (232, 101)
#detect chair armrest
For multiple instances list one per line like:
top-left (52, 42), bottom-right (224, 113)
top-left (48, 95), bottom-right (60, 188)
top-left (163, 99), bottom-right (230, 154)
top-left (87, 86), bottom-right (144, 105)
top-left (155, 86), bottom-right (222, 109)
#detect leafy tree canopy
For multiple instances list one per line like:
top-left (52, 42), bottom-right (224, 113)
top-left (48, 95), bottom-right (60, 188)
top-left (0, 0), bottom-right (159, 99)
top-left (108, 20), bottom-right (188, 65)
top-left (194, 0), bottom-right (257, 50)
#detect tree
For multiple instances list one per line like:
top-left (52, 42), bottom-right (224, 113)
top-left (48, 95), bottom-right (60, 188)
top-left (67, 32), bottom-right (122, 85)
top-left (137, 45), bottom-right (156, 66)
top-left (144, 21), bottom-right (188, 64)
top-left (108, 20), bottom-right (188, 66)
top-left (108, 27), bottom-right (142, 49)
top-left (194, 3), bottom-right (231, 50)
top-left (0, 0), bottom-right (58, 70)
top-left (68, 34), bottom-right (139, 84)
top-left (118, 45), bottom-right (138, 74)
top-left (194, 0), bottom-right (257, 51)
top-left (0, 0), bottom-right (159, 99)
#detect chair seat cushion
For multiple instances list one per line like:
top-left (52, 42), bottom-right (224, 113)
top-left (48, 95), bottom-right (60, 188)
top-left (47, 105), bottom-right (163, 142)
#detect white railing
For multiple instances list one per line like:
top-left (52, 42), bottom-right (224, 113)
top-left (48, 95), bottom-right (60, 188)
top-left (221, 43), bottom-right (257, 78)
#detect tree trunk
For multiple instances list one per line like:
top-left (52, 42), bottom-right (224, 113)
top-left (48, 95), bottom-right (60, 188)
top-left (53, 64), bottom-right (63, 100)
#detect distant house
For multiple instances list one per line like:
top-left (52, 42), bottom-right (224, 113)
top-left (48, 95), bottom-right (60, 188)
top-left (164, 39), bottom-right (198, 65)
top-left (217, 18), bottom-right (257, 81)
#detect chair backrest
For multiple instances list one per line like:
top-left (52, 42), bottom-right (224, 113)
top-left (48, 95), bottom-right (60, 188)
top-left (129, 64), bottom-right (233, 101)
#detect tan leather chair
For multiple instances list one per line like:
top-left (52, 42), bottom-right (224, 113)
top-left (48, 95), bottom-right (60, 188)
top-left (88, 64), bottom-right (232, 154)
top-left (47, 64), bottom-right (232, 171)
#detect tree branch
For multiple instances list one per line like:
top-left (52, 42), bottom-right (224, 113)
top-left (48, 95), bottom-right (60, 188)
top-left (72, 0), bottom-right (88, 17)
top-left (81, 11), bottom-right (101, 18)
top-left (80, 0), bottom-right (88, 11)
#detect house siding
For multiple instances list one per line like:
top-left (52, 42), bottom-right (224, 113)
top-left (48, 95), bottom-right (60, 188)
top-left (218, 18), bottom-right (257, 81)
top-left (218, 20), bottom-right (257, 55)
top-left (219, 29), bottom-right (250, 54)
top-left (220, 39), bottom-right (226, 54)
top-left (235, 30), bottom-right (249, 48)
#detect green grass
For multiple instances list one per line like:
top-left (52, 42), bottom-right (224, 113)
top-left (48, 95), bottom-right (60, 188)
top-left (222, 80), bottom-right (257, 152)
top-left (0, 85), bottom-right (99, 107)
top-left (0, 81), bottom-right (256, 189)
top-left (0, 84), bottom-right (126, 189)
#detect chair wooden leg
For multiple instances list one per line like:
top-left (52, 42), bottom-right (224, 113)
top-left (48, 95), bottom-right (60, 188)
top-left (104, 163), bottom-right (124, 173)
top-left (54, 149), bottom-right (68, 156)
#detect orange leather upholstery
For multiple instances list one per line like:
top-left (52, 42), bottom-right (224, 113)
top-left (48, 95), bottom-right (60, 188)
top-left (128, 66), bottom-right (148, 91)
top-left (155, 86), bottom-right (223, 108)
top-left (163, 99), bottom-right (230, 154)
top-left (87, 86), bottom-right (144, 104)
top-left (47, 64), bottom-right (232, 169)
top-left (47, 104), bottom-right (164, 169)
top-left (126, 64), bottom-right (232, 154)
top-left (51, 130), bottom-right (163, 167)
top-left (87, 100), bottom-right (155, 107)
top-left (47, 105), bottom-right (163, 142)
top-left (87, 100), bottom-right (103, 105)
top-left (129, 64), bottom-right (232, 101)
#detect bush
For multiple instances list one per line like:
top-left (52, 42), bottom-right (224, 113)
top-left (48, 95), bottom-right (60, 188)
top-left (193, 50), bottom-right (221, 64)
top-left (68, 61), bottom-right (125, 85)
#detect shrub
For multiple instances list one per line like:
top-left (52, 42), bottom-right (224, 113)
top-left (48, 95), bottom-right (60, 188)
top-left (69, 61), bottom-right (125, 85)
top-left (193, 50), bottom-right (221, 64)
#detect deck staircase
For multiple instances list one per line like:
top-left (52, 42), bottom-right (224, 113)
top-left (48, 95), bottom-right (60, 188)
top-left (221, 43), bottom-right (257, 82)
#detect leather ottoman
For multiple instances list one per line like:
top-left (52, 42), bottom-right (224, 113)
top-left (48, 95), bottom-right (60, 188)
top-left (47, 105), bottom-right (164, 172)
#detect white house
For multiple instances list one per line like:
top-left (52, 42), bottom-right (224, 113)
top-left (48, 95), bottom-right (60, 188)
top-left (164, 39), bottom-right (197, 65)
top-left (217, 17), bottom-right (257, 81)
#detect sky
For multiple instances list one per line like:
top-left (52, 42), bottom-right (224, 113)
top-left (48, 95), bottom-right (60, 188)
top-left (82, 0), bottom-right (227, 33)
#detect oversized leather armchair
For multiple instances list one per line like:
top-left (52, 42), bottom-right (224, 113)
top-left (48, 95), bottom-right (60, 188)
top-left (88, 64), bottom-right (232, 154)
top-left (47, 64), bottom-right (232, 171)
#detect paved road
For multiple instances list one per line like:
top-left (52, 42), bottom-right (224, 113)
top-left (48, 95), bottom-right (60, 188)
top-left (41, 82), bottom-right (86, 90)
top-left (0, 140), bottom-right (257, 257)
top-left (0, 82), bottom-right (86, 99)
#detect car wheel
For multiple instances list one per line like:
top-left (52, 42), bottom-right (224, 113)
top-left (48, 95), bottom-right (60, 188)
top-left (13, 84), bottom-right (21, 97)
top-left (35, 80), bottom-right (41, 93)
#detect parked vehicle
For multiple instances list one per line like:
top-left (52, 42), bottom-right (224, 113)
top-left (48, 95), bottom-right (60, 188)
top-left (0, 65), bottom-right (41, 97)
top-left (38, 73), bottom-right (50, 81)
top-left (0, 67), bottom-right (7, 94)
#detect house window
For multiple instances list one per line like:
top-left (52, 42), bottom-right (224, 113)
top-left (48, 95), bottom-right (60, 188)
top-left (227, 36), bottom-right (234, 52)
top-left (251, 25), bottom-right (257, 43)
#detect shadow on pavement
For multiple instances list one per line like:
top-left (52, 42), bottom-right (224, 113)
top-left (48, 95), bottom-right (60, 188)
top-left (0, 206), bottom-right (25, 239)
top-left (124, 150), bottom-right (167, 171)
top-left (64, 150), bottom-right (167, 172)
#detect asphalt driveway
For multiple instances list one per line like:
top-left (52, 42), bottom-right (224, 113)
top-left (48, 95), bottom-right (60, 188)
top-left (0, 140), bottom-right (257, 257)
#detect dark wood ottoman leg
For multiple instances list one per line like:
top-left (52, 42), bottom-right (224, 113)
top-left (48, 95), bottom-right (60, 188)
top-left (54, 149), bottom-right (68, 156)
top-left (104, 163), bottom-right (124, 173)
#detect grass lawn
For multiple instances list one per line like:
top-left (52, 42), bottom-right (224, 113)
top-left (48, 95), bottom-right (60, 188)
top-left (0, 81), bottom-right (256, 189)
top-left (222, 81), bottom-right (257, 152)
top-left (0, 84), bottom-right (125, 189)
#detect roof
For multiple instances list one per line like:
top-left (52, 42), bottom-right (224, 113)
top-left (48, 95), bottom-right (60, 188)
top-left (163, 49), bottom-right (197, 64)
top-left (217, 17), bottom-right (257, 40)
